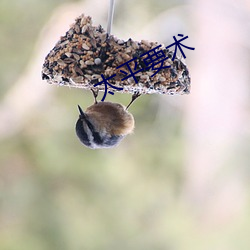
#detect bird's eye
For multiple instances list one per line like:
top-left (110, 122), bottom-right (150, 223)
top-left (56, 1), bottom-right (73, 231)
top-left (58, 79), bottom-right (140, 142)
top-left (42, 7), bottom-right (192, 149)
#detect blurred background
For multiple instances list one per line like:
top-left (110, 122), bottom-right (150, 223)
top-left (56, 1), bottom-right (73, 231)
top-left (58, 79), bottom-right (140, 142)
top-left (1, 0), bottom-right (250, 249)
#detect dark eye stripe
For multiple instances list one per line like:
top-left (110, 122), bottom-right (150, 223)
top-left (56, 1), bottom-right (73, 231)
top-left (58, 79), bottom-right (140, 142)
top-left (84, 118), bottom-right (103, 145)
top-left (75, 119), bottom-right (92, 147)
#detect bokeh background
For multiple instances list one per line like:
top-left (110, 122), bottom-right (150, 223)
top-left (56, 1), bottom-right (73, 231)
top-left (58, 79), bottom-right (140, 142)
top-left (1, 0), bottom-right (250, 249)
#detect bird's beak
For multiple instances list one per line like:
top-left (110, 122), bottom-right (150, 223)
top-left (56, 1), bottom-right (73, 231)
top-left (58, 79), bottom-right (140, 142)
top-left (77, 105), bottom-right (86, 119)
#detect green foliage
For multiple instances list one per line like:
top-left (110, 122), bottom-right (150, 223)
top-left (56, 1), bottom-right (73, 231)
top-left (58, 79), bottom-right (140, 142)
top-left (0, 0), bottom-right (70, 98)
top-left (1, 1), bottom-right (250, 250)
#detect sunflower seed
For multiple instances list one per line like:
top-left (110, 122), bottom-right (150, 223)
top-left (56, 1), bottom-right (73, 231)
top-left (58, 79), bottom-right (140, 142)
top-left (85, 60), bottom-right (94, 65)
top-left (82, 43), bottom-right (90, 50)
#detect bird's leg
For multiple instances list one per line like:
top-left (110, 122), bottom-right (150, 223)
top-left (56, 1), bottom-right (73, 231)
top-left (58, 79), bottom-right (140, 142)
top-left (126, 92), bottom-right (141, 110)
top-left (91, 88), bottom-right (99, 104)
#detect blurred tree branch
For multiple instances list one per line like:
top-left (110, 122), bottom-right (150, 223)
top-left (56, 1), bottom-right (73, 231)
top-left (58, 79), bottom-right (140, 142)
top-left (0, 0), bottom-right (109, 139)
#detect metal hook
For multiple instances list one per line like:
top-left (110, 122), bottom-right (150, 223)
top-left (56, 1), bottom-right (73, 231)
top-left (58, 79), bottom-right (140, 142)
top-left (107, 0), bottom-right (115, 35)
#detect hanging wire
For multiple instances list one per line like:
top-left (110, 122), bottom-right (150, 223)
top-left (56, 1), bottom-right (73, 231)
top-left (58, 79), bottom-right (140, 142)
top-left (107, 0), bottom-right (115, 34)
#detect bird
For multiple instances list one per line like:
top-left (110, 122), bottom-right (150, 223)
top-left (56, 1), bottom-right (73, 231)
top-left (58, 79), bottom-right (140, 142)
top-left (75, 90), bottom-right (140, 149)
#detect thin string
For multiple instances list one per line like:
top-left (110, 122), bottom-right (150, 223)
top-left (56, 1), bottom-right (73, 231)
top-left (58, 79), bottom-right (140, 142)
top-left (107, 0), bottom-right (115, 35)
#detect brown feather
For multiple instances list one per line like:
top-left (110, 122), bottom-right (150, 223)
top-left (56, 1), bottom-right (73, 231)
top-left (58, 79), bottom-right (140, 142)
top-left (85, 102), bottom-right (134, 135)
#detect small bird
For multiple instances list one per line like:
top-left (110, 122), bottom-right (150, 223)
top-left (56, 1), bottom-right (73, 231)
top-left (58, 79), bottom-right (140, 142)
top-left (75, 91), bottom-right (140, 149)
